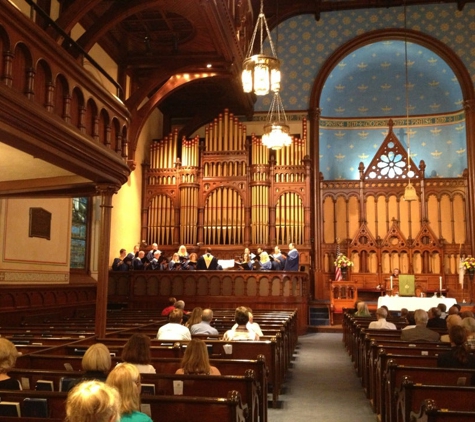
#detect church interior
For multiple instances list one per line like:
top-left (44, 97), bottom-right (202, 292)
top-left (2, 0), bottom-right (475, 420)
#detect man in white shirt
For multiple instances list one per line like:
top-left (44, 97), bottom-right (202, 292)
top-left (368, 307), bottom-right (396, 330)
top-left (157, 309), bottom-right (191, 340)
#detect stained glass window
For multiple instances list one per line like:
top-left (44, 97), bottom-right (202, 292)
top-left (70, 197), bottom-right (89, 269)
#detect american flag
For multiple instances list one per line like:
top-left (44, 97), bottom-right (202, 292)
top-left (335, 240), bottom-right (342, 281)
top-left (335, 265), bottom-right (342, 281)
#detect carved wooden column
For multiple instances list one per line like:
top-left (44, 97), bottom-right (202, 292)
top-left (45, 82), bottom-right (54, 112)
top-left (197, 146), bottom-right (205, 244)
top-left (244, 138), bottom-right (251, 245)
top-left (303, 154), bottom-right (312, 247)
top-left (95, 184), bottom-right (117, 337)
top-left (2, 51), bottom-right (13, 86)
top-left (63, 94), bottom-right (71, 123)
top-left (25, 67), bottom-right (35, 100)
top-left (309, 106), bottom-right (321, 298)
top-left (268, 154), bottom-right (276, 246)
top-left (464, 99), bottom-right (475, 251)
top-left (140, 162), bottom-right (150, 243)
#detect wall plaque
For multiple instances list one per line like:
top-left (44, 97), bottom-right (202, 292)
top-left (29, 207), bottom-right (51, 240)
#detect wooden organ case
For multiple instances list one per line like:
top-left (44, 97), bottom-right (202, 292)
top-left (142, 109), bottom-right (312, 264)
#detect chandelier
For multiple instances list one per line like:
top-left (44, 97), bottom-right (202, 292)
top-left (402, 3), bottom-right (417, 202)
top-left (241, 0), bottom-right (280, 96)
top-left (262, 91), bottom-right (292, 150)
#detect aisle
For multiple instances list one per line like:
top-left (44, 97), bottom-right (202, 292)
top-left (268, 333), bottom-right (375, 422)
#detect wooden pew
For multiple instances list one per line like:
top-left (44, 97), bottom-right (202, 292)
top-left (410, 399), bottom-right (475, 422)
top-left (396, 378), bottom-right (475, 422)
top-left (0, 389), bottom-right (248, 422)
top-left (368, 342), bottom-right (450, 414)
top-left (373, 352), bottom-right (439, 419)
top-left (68, 336), bottom-right (282, 408)
top-left (142, 390), bottom-right (248, 422)
top-left (384, 363), bottom-right (475, 422)
top-left (8, 368), bottom-right (262, 422)
top-left (15, 354), bottom-right (268, 422)
top-left (141, 371), bottom-right (260, 422)
top-left (0, 390), bottom-right (68, 419)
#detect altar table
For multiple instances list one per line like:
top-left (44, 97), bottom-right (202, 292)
top-left (377, 295), bottom-right (457, 312)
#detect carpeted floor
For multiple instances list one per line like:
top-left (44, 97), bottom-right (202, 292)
top-left (268, 333), bottom-right (375, 422)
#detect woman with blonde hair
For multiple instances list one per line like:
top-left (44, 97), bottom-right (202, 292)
top-left (354, 301), bottom-right (371, 317)
top-left (106, 363), bottom-right (152, 422)
top-left (0, 338), bottom-right (21, 390)
top-left (175, 338), bottom-right (221, 375)
top-left (66, 380), bottom-right (120, 422)
top-left (185, 306), bottom-right (203, 328)
top-left (121, 334), bottom-right (156, 374)
top-left (259, 251), bottom-right (273, 270)
top-left (68, 343), bottom-right (112, 390)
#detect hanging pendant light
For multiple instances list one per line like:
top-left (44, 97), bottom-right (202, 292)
top-left (262, 91), bottom-right (292, 150)
top-left (242, 0), bottom-right (280, 96)
top-left (402, 2), bottom-right (417, 202)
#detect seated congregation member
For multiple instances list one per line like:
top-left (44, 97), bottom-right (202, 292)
top-left (368, 307), bottom-right (396, 330)
top-left (185, 307), bottom-right (203, 329)
top-left (400, 309), bottom-right (440, 342)
top-left (161, 297), bottom-right (176, 316)
top-left (174, 299), bottom-right (191, 323)
top-left (196, 247), bottom-right (220, 270)
top-left (441, 314), bottom-right (463, 343)
top-left (462, 317), bottom-right (475, 350)
top-left (190, 308), bottom-right (219, 336)
top-left (121, 334), bottom-right (156, 374)
top-left (66, 380), bottom-right (121, 422)
top-left (133, 251), bottom-right (146, 270)
top-left (259, 251), bottom-right (273, 270)
top-left (183, 252), bottom-right (198, 270)
top-left (427, 307), bottom-right (447, 329)
top-left (437, 303), bottom-right (447, 319)
top-left (0, 338), bottom-right (21, 390)
top-left (232, 307), bottom-right (264, 337)
top-left (223, 307), bottom-right (259, 341)
top-left (272, 246), bottom-right (286, 270)
top-left (157, 309), bottom-right (191, 340)
top-left (284, 242), bottom-right (300, 271)
top-left (175, 339), bottom-right (221, 375)
top-left (112, 249), bottom-right (130, 271)
top-left (354, 301), bottom-right (371, 317)
top-left (106, 363), bottom-right (153, 422)
top-left (437, 325), bottom-right (475, 369)
top-left (68, 343), bottom-right (112, 391)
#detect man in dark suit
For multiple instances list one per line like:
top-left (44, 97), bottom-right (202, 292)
top-left (400, 309), bottom-right (440, 342)
top-left (197, 247), bottom-right (220, 270)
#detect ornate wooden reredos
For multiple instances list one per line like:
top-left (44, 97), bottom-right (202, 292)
top-left (142, 109), bottom-right (311, 264)
top-left (321, 119), bottom-right (469, 300)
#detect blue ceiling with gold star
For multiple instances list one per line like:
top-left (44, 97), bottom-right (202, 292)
top-left (254, 4), bottom-right (473, 180)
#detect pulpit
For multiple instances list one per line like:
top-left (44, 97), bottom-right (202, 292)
top-left (330, 281), bottom-right (357, 325)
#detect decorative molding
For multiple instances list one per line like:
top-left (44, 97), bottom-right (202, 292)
top-left (0, 271), bottom-right (69, 283)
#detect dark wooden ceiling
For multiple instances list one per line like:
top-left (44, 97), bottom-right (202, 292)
top-left (53, 0), bottom-right (474, 135)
